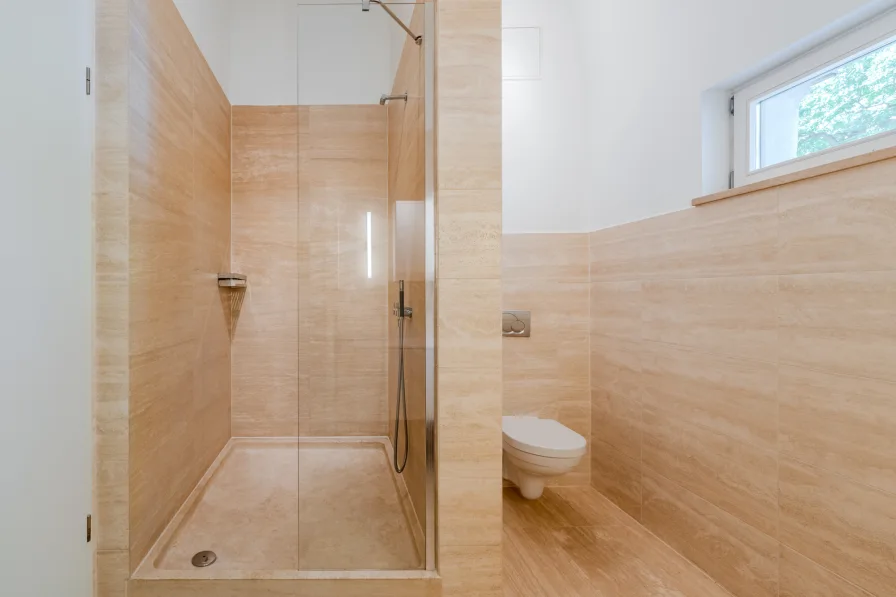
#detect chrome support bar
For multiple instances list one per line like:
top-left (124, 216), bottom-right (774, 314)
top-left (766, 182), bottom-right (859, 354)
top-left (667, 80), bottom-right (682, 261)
top-left (369, 0), bottom-right (423, 45)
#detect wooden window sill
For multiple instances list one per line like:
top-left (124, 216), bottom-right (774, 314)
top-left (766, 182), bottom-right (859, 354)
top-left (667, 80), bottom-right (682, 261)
top-left (692, 145), bottom-right (896, 207)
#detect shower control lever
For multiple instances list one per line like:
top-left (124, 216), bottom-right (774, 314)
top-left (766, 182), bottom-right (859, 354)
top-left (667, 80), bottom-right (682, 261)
top-left (393, 303), bottom-right (413, 319)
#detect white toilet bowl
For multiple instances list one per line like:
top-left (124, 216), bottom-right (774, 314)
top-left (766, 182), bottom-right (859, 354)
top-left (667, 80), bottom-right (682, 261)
top-left (502, 416), bottom-right (587, 499)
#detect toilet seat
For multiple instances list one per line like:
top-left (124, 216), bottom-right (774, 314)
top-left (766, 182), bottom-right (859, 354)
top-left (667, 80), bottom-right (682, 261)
top-left (502, 416), bottom-right (586, 459)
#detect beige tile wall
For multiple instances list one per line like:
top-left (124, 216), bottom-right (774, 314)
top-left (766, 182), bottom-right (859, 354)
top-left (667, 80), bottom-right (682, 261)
top-left (589, 156), bottom-right (896, 597)
top-left (503, 233), bottom-right (591, 486)
top-left (231, 105), bottom-right (389, 438)
top-left (96, 0), bottom-right (504, 594)
top-left (230, 105), bottom-right (300, 437)
top-left (127, 0), bottom-right (232, 572)
top-left (95, 0), bottom-right (131, 589)
top-left (387, 3), bottom-right (428, 530)
top-left (435, 0), bottom-right (503, 594)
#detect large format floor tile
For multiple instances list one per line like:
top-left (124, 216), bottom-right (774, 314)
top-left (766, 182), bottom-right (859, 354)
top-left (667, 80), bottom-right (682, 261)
top-left (503, 486), bottom-right (734, 597)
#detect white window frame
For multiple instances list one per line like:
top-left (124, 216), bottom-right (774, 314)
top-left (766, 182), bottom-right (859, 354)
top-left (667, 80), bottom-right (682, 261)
top-left (733, 9), bottom-right (896, 188)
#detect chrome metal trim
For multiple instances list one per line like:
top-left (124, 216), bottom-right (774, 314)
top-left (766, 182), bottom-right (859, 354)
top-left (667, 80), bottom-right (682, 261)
top-left (380, 93), bottom-right (409, 106)
top-left (217, 273), bottom-right (247, 288)
top-left (423, 1), bottom-right (436, 573)
top-left (370, 1), bottom-right (423, 45)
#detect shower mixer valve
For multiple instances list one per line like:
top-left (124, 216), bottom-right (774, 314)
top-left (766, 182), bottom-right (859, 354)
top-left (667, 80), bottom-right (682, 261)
top-left (393, 303), bottom-right (413, 319)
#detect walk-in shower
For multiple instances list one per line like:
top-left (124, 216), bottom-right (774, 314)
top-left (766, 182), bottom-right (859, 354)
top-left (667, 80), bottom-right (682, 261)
top-left (128, 0), bottom-right (436, 585)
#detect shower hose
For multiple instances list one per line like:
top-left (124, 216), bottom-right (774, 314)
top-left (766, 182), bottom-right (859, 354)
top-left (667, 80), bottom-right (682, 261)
top-left (394, 313), bottom-right (410, 473)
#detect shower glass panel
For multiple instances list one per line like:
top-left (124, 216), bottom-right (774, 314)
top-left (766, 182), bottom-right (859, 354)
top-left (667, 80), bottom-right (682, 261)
top-left (296, 1), bottom-right (434, 572)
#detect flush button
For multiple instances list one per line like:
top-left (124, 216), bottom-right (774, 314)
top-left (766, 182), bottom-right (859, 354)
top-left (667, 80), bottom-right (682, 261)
top-left (503, 311), bottom-right (531, 337)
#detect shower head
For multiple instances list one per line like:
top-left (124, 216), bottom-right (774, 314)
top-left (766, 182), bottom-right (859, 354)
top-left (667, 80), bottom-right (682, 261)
top-left (380, 93), bottom-right (409, 106)
top-left (362, 0), bottom-right (371, 11)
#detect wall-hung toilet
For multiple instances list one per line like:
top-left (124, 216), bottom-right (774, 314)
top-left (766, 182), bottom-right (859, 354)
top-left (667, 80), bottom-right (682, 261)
top-left (502, 416), bottom-right (587, 499)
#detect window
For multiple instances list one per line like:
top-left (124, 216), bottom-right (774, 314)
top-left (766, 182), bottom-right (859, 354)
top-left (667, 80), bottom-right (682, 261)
top-left (733, 9), bottom-right (896, 186)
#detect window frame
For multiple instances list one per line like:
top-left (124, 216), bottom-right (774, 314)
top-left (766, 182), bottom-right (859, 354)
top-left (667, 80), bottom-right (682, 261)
top-left (732, 9), bottom-right (896, 188)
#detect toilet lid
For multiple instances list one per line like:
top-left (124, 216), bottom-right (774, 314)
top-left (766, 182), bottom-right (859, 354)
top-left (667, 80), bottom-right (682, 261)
top-left (502, 416), bottom-right (587, 458)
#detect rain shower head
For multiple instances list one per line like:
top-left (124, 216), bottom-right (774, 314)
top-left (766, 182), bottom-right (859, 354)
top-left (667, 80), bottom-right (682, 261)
top-left (362, 0), bottom-right (371, 11)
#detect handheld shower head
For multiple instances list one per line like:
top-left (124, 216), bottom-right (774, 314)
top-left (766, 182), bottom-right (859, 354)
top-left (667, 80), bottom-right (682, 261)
top-left (362, 0), bottom-right (371, 11)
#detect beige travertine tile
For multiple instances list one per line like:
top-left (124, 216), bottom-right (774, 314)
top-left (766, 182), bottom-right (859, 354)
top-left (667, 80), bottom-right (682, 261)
top-left (128, 0), bottom-right (232, 570)
top-left (502, 487), bottom-right (590, 530)
top-left (641, 469), bottom-right (778, 597)
top-left (231, 105), bottom-right (300, 439)
top-left (438, 190), bottom-right (502, 278)
top-left (642, 404), bottom-right (778, 537)
top-left (503, 233), bottom-right (590, 280)
top-left (589, 218), bottom-right (653, 281)
top-left (778, 159), bottom-right (896, 274)
top-left (554, 524), bottom-right (735, 597)
top-left (640, 342), bottom-right (778, 450)
top-left (779, 458), bottom-right (896, 597)
top-left (779, 546), bottom-right (874, 597)
top-left (504, 486), bottom-right (734, 597)
top-left (436, 96), bottom-right (502, 190)
top-left (779, 272), bottom-right (896, 383)
top-left (435, 0), bottom-right (501, 99)
top-left (590, 281), bottom-right (643, 340)
top-left (591, 386), bottom-right (641, 461)
top-left (437, 279), bottom-right (502, 370)
top-left (440, 545), bottom-right (502, 597)
top-left (305, 104), bottom-right (388, 160)
top-left (94, 365), bottom-right (129, 551)
top-left (590, 336), bottom-right (641, 398)
top-left (439, 475), bottom-right (503, 547)
top-left (590, 337), bottom-right (640, 461)
top-left (298, 441), bottom-right (420, 570)
top-left (503, 525), bottom-right (594, 597)
top-left (437, 367), bottom-right (503, 480)
top-left (233, 104), bottom-right (391, 439)
top-left (590, 439), bottom-right (642, 520)
top-left (129, 578), bottom-right (440, 597)
top-left (435, 0), bottom-right (502, 597)
top-left (780, 365), bottom-right (896, 495)
top-left (642, 276), bottom-right (779, 362)
top-left (97, 550), bottom-right (129, 597)
top-left (95, 0), bottom-right (130, 561)
top-left (640, 189), bottom-right (778, 279)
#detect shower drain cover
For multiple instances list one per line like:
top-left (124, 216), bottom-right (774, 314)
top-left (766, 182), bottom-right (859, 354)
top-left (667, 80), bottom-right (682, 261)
top-left (191, 551), bottom-right (217, 568)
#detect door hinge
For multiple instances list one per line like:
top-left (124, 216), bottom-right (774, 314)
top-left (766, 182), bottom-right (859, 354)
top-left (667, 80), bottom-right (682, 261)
top-left (86, 67), bottom-right (92, 96)
top-left (729, 96), bottom-right (735, 116)
top-left (729, 170), bottom-right (735, 189)
top-left (86, 515), bottom-right (92, 543)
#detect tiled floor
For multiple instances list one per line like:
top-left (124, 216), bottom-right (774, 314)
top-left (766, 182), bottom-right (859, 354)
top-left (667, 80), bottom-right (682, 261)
top-left (503, 486), bottom-right (734, 597)
top-left (138, 438), bottom-right (422, 576)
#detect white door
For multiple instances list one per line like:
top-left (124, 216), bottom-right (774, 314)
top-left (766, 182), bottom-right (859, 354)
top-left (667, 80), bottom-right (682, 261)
top-left (0, 1), bottom-right (94, 596)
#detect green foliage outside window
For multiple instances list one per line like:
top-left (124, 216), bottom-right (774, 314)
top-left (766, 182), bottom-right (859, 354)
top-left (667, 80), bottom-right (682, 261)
top-left (797, 42), bottom-right (896, 156)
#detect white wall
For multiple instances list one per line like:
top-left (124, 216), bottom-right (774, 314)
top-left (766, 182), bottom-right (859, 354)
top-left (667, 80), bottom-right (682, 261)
top-left (0, 0), bottom-right (94, 595)
top-left (502, 0), bottom-right (592, 233)
top-left (228, 0), bottom-right (405, 106)
top-left (573, 0), bottom-right (891, 231)
top-left (175, 0), bottom-right (410, 106)
top-left (173, 0), bottom-right (232, 98)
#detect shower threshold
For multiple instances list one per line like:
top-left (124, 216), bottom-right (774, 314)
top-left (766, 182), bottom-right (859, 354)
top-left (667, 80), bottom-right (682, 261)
top-left (133, 437), bottom-right (425, 580)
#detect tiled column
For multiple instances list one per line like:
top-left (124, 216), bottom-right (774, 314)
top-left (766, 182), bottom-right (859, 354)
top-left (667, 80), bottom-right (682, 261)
top-left (94, 0), bottom-right (130, 595)
top-left (435, 1), bottom-right (503, 595)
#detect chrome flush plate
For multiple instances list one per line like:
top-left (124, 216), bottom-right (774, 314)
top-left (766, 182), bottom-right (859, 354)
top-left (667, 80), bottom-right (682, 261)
top-left (503, 311), bottom-right (531, 337)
